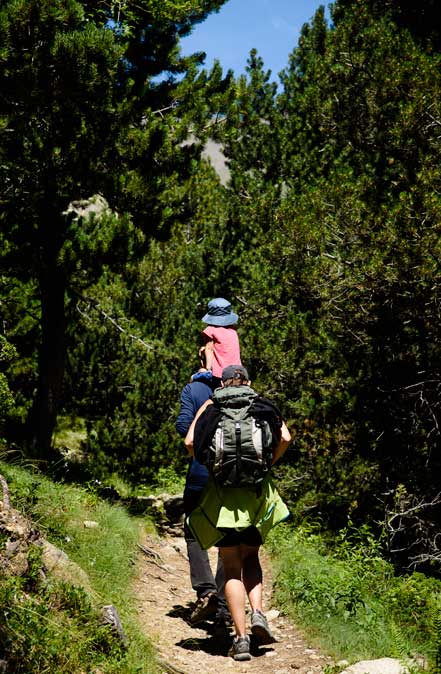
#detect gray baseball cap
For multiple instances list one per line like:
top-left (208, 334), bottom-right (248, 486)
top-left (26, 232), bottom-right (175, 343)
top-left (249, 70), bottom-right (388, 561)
top-left (221, 364), bottom-right (249, 382)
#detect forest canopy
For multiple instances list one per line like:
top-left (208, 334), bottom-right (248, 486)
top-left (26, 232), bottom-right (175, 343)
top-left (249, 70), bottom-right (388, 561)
top-left (1, 0), bottom-right (440, 573)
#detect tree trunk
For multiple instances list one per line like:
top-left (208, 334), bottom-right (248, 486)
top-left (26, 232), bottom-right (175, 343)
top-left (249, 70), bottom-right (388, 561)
top-left (27, 260), bottom-right (66, 459)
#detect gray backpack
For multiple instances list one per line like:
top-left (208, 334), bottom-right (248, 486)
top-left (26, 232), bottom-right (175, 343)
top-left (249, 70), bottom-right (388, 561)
top-left (206, 385), bottom-right (274, 488)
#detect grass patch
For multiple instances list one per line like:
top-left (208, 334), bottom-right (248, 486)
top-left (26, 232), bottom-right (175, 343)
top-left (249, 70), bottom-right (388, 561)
top-left (93, 464), bottom-right (186, 500)
top-left (0, 459), bottom-right (159, 674)
top-left (53, 415), bottom-right (87, 459)
top-left (140, 465), bottom-right (186, 496)
top-left (267, 523), bottom-right (441, 671)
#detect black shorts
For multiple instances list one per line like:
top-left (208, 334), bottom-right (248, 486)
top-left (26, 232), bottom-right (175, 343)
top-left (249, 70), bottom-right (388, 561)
top-left (216, 525), bottom-right (263, 548)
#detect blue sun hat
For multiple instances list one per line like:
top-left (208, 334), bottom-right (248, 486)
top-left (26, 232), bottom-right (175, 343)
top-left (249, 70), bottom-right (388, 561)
top-left (202, 297), bottom-right (239, 327)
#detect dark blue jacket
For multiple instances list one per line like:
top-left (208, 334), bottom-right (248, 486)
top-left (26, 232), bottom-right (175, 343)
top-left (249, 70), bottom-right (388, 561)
top-left (176, 380), bottom-right (213, 490)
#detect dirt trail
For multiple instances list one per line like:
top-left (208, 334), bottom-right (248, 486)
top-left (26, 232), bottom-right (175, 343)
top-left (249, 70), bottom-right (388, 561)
top-left (134, 533), bottom-right (333, 674)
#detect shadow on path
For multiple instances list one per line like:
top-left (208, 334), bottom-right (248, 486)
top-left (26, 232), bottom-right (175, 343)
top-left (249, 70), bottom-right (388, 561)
top-left (176, 634), bottom-right (274, 658)
top-left (169, 603), bottom-right (275, 658)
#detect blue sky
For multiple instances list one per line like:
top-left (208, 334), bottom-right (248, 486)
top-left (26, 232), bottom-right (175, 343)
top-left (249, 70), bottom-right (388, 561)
top-left (182, 0), bottom-right (328, 81)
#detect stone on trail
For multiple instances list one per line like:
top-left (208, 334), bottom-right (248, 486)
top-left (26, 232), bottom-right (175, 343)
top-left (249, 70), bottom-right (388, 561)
top-left (340, 657), bottom-right (410, 674)
top-left (40, 540), bottom-right (92, 592)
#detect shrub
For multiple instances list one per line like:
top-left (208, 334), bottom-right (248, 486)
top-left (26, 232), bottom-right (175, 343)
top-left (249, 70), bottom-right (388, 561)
top-left (268, 523), bottom-right (441, 667)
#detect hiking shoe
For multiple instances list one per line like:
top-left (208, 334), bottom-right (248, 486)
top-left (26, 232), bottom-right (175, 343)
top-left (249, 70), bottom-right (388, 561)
top-left (189, 592), bottom-right (218, 623)
top-left (228, 635), bottom-right (251, 661)
top-left (250, 609), bottom-right (276, 644)
top-left (213, 609), bottom-right (233, 636)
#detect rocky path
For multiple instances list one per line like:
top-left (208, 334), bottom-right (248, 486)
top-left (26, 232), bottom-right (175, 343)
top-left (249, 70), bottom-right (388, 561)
top-left (133, 533), bottom-right (333, 674)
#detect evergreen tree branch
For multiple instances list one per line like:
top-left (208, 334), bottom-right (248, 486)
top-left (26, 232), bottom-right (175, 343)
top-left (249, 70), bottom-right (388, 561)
top-left (75, 293), bottom-right (154, 351)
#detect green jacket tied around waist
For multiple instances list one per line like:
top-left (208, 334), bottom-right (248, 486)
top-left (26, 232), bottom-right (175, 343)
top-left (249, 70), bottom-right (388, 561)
top-left (187, 474), bottom-right (290, 550)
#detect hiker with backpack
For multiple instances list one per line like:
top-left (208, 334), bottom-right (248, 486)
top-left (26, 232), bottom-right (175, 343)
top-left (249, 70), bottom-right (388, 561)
top-left (176, 351), bottom-right (230, 629)
top-left (184, 365), bottom-right (291, 661)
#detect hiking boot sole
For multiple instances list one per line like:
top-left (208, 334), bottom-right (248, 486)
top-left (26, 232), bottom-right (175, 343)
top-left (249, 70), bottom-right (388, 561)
top-left (233, 651), bottom-right (252, 661)
top-left (251, 623), bottom-right (276, 644)
top-left (190, 609), bottom-right (217, 623)
top-left (189, 593), bottom-right (218, 623)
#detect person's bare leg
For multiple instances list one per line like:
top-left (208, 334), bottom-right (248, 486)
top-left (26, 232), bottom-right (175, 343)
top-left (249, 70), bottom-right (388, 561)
top-left (219, 546), bottom-right (246, 636)
top-left (242, 544), bottom-right (275, 644)
top-left (241, 544), bottom-right (263, 611)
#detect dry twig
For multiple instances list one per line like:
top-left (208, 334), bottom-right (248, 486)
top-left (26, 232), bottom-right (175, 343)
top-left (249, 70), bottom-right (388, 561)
top-left (157, 657), bottom-right (190, 674)
top-left (138, 543), bottom-right (177, 575)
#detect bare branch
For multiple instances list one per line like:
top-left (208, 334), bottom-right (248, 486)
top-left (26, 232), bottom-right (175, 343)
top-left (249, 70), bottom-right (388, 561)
top-left (403, 379), bottom-right (441, 390)
top-left (203, 116), bottom-right (227, 130)
top-left (425, 110), bottom-right (441, 128)
top-left (151, 101), bottom-right (178, 117)
top-left (385, 491), bottom-right (441, 570)
top-left (387, 492), bottom-right (441, 527)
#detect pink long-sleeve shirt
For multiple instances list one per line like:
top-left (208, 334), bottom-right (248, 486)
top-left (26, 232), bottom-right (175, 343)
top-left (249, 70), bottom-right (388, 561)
top-left (201, 325), bottom-right (241, 378)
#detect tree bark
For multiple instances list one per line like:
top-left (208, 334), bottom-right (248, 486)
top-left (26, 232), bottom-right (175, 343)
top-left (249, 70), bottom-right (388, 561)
top-left (27, 257), bottom-right (66, 459)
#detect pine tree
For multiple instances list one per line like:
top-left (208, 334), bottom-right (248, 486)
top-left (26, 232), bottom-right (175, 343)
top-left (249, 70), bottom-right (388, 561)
top-left (0, 0), bottom-right (228, 456)
top-left (266, 1), bottom-right (441, 551)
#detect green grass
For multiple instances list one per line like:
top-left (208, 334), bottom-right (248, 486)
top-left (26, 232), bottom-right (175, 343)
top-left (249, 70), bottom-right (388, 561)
top-left (99, 465), bottom-right (186, 499)
top-left (266, 524), bottom-right (441, 672)
top-left (140, 465), bottom-right (186, 495)
top-left (53, 415), bottom-right (87, 459)
top-left (7, 453), bottom-right (441, 674)
top-left (0, 458), bottom-right (159, 674)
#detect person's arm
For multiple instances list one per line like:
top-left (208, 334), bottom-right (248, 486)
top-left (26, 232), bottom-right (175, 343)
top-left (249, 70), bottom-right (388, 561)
top-left (201, 339), bottom-right (214, 371)
top-left (200, 327), bottom-right (215, 371)
top-left (184, 399), bottom-right (213, 455)
top-left (175, 385), bottom-right (196, 437)
top-left (272, 421), bottom-right (291, 465)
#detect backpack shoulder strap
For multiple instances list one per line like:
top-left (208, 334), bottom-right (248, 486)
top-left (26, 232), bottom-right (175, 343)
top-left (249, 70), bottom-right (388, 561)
top-left (194, 405), bottom-right (221, 460)
top-left (249, 396), bottom-right (283, 447)
top-left (250, 396), bottom-right (283, 425)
